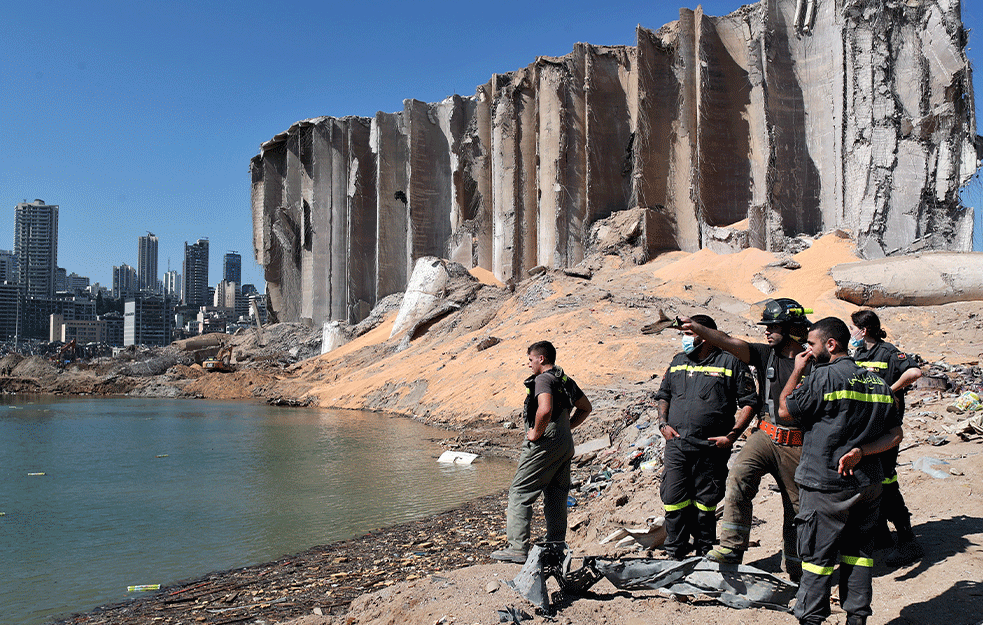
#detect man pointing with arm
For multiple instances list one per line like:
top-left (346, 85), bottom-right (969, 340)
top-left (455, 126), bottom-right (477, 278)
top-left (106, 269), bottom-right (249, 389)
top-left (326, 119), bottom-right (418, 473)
top-left (680, 298), bottom-right (812, 581)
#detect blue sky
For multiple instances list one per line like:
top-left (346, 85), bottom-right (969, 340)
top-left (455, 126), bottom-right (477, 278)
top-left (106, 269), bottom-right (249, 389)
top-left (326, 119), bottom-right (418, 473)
top-left (2, 1), bottom-right (981, 291)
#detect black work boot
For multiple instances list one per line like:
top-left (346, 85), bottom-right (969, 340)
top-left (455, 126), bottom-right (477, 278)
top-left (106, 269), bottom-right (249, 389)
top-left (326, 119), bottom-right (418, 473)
top-left (845, 615), bottom-right (867, 625)
top-left (885, 517), bottom-right (924, 566)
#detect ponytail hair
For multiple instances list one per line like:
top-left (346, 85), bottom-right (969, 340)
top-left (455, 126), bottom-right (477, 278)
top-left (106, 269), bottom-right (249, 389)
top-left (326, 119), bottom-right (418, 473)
top-left (850, 309), bottom-right (887, 341)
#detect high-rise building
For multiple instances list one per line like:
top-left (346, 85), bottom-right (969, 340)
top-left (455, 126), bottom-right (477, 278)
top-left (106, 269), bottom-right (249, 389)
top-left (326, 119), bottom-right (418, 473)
top-left (213, 280), bottom-right (237, 309)
top-left (113, 264), bottom-right (137, 299)
top-left (182, 239), bottom-right (209, 307)
top-left (0, 250), bottom-right (17, 283)
top-left (223, 251), bottom-right (241, 286)
top-left (55, 267), bottom-right (67, 292)
top-left (14, 199), bottom-right (59, 299)
top-left (138, 233), bottom-right (159, 293)
top-left (163, 270), bottom-right (181, 299)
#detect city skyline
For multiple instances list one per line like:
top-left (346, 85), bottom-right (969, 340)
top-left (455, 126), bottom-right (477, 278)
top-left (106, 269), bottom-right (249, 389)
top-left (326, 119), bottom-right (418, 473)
top-left (2, 0), bottom-right (980, 289)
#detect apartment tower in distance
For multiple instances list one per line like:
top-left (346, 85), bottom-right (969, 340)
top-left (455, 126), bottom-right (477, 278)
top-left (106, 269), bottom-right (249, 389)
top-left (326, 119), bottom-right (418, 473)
top-left (183, 239), bottom-right (209, 307)
top-left (14, 199), bottom-right (58, 298)
top-left (138, 233), bottom-right (159, 293)
top-left (223, 251), bottom-right (241, 286)
top-left (113, 264), bottom-right (137, 299)
top-left (163, 269), bottom-right (181, 299)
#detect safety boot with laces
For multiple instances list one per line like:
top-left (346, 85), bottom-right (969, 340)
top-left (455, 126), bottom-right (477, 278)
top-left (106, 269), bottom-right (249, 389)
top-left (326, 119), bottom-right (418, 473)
top-left (705, 546), bottom-right (743, 564)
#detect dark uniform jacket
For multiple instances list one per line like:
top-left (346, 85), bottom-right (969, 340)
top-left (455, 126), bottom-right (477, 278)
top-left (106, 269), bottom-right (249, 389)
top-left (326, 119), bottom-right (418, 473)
top-left (853, 340), bottom-right (918, 472)
top-left (786, 356), bottom-right (901, 491)
top-left (853, 341), bottom-right (918, 413)
top-left (655, 348), bottom-right (758, 447)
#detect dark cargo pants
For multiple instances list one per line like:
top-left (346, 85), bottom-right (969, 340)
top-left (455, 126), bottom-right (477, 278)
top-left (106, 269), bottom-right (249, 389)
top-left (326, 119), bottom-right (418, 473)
top-left (505, 419), bottom-right (574, 553)
top-left (878, 448), bottom-right (912, 532)
top-left (794, 484), bottom-right (882, 625)
top-left (719, 428), bottom-right (802, 569)
top-left (660, 438), bottom-right (730, 558)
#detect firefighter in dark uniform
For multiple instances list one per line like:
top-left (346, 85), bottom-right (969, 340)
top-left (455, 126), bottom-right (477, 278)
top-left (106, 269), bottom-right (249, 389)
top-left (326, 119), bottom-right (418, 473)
top-left (655, 314), bottom-right (758, 560)
top-left (849, 309), bottom-right (924, 566)
top-left (779, 317), bottom-right (903, 625)
top-left (683, 298), bottom-right (812, 581)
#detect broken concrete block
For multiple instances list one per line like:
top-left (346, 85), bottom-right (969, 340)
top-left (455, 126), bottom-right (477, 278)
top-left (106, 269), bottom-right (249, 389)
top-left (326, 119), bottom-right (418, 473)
top-left (390, 257), bottom-right (450, 338)
top-left (321, 321), bottom-right (349, 355)
top-left (574, 434), bottom-right (611, 457)
top-left (587, 207), bottom-right (678, 265)
top-left (832, 252), bottom-right (983, 306)
top-left (476, 336), bottom-right (501, 351)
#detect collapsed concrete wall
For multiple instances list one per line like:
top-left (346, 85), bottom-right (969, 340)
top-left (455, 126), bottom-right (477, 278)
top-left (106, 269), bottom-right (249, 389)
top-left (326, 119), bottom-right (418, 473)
top-left (252, 0), bottom-right (980, 325)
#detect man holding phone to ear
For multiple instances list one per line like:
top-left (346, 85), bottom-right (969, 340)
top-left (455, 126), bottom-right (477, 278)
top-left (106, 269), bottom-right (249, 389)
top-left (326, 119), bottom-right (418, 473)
top-left (778, 317), bottom-right (902, 625)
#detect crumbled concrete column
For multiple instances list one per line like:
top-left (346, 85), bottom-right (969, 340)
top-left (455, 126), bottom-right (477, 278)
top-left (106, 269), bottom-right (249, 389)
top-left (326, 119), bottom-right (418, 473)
top-left (833, 252), bottom-right (983, 306)
top-left (535, 60), bottom-right (566, 268)
top-left (406, 99), bottom-right (454, 260)
top-left (347, 117), bottom-right (376, 323)
top-left (310, 121), bottom-right (335, 324)
top-left (390, 257), bottom-right (450, 338)
top-left (491, 73), bottom-right (523, 283)
top-left (328, 118), bottom-right (351, 322)
top-left (585, 45), bottom-right (634, 228)
top-left (695, 8), bottom-right (757, 230)
top-left (462, 79), bottom-right (497, 270)
top-left (372, 111), bottom-right (410, 301)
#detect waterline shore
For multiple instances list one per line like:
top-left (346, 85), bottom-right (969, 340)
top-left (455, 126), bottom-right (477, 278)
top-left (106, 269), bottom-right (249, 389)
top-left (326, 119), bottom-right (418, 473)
top-left (51, 488), bottom-right (523, 625)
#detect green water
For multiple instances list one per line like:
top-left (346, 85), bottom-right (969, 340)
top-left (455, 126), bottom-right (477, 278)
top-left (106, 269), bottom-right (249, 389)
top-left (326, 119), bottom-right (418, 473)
top-left (0, 397), bottom-right (514, 625)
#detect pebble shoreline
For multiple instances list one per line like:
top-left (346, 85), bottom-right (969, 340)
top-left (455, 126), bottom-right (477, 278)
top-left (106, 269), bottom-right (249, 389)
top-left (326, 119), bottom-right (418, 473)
top-left (51, 489), bottom-right (540, 625)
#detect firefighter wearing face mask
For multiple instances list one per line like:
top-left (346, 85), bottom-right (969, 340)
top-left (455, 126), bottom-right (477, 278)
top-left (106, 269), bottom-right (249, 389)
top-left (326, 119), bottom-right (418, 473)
top-left (849, 309), bottom-right (924, 567)
top-left (679, 298), bottom-right (812, 581)
top-left (656, 314), bottom-right (758, 560)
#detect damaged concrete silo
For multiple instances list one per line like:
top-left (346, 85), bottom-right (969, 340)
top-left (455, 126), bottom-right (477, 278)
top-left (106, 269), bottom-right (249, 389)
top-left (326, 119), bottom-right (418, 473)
top-left (252, 0), bottom-right (980, 325)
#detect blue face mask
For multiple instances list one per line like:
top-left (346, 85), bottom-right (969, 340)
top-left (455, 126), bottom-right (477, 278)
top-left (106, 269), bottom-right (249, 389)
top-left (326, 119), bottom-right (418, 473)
top-left (682, 335), bottom-right (701, 355)
top-left (849, 333), bottom-right (864, 350)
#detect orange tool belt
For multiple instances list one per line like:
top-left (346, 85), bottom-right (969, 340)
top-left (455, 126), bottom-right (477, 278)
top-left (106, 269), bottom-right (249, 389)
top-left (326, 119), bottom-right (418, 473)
top-left (758, 420), bottom-right (803, 446)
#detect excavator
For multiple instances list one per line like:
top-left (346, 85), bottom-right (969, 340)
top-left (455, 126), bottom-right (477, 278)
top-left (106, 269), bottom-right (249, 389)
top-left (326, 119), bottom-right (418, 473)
top-left (51, 339), bottom-right (78, 366)
top-left (202, 345), bottom-right (235, 373)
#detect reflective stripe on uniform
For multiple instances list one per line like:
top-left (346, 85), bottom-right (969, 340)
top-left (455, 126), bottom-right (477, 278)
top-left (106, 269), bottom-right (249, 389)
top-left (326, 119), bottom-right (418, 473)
top-left (694, 501), bottom-right (716, 512)
top-left (722, 522), bottom-right (752, 535)
top-left (823, 390), bottom-right (894, 404)
top-left (668, 364), bottom-right (734, 376)
top-left (882, 473), bottom-right (899, 485)
top-left (664, 499), bottom-right (692, 512)
top-left (802, 562), bottom-right (835, 576)
top-left (855, 361), bottom-right (889, 370)
top-left (841, 555), bottom-right (874, 567)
